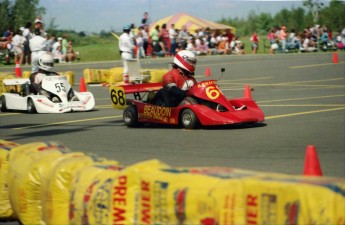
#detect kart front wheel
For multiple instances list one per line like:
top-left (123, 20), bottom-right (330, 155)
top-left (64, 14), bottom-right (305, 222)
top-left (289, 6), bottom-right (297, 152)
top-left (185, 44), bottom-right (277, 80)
top-left (0, 95), bottom-right (7, 112)
top-left (123, 105), bottom-right (139, 127)
top-left (181, 108), bottom-right (199, 129)
top-left (27, 98), bottom-right (37, 113)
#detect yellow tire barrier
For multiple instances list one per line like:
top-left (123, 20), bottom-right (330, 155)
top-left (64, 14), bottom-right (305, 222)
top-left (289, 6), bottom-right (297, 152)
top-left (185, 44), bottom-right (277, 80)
top-left (2, 140), bottom-right (345, 225)
top-left (59, 71), bottom-right (75, 86)
top-left (69, 163), bottom-right (123, 224)
top-left (145, 69), bottom-right (168, 83)
top-left (0, 140), bottom-right (20, 220)
top-left (7, 142), bottom-right (69, 224)
top-left (108, 68), bottom-right (124, 84)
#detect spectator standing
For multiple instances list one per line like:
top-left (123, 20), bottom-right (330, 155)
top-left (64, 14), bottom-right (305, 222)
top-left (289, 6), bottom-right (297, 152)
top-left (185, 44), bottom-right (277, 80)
top-left (11, 29), bottom-right (25, 64)
top-left (267, 28), bottom-right (277, 45)
top-left (61, 34), bottom-right (68, 58)
top-left (52, 37), bottom-right (62, 53)
top-left (160, 23), bottom-right (170, 54)
top-left (150, 25), bottom-right (160, 48)
top-left (129, 23), bottom-right (136, 45)
top-left (29, 28), bottom-right (49, 72)
top-left (34, 16), bottom-right (46, 37)
top-left (22, 22), bottom-right (33, 65)
top-left (178, 25), bottom-right (189, 50)
top-left (225, 29), bottom-right (234, 44)
top-left (136, 29), bottom-right (145, 59)
top-left (119, 25), bottom-right (135, 80)
top-left (208, 31), bottom-right (218, 54)
top-left (47, 35), bottom-right (56, 52)
top-left (141, 12), bottom-right (150, 27)
top-left (250, 32), bottom-right (259, 54)
top-left (2, 27), bottom-right (13, 64)
top-left (142, 25), bottom-right (149, 56)
top-left (169, 24), bottom-right (178, 56)
top-left (279, 25), bottom-right (288, 52)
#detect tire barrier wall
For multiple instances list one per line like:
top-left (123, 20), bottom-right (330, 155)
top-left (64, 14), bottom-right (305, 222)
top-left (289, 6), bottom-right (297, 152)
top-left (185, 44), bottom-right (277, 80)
top-left (0, 139), bottom-right (344, 224)
top-left (0, 74), bottom-right (16, 94)
top-left (83, 68), bottom-right (168, 84)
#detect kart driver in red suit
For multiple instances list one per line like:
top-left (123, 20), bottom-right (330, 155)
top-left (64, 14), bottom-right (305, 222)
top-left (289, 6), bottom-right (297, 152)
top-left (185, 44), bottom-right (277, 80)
top-left (153, 50), bottom-right (197, 107)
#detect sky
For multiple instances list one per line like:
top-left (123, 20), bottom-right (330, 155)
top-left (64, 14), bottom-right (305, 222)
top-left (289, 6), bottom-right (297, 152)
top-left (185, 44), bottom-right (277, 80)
top-left (38, 0), bottom-right (331, 33)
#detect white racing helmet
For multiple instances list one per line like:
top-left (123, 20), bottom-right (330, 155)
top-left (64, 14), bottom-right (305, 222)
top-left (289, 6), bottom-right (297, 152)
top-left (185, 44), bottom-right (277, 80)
top-left (38, 53), bottom-right (54, 72)
top-left (173, 50), bottom-right (197, 75)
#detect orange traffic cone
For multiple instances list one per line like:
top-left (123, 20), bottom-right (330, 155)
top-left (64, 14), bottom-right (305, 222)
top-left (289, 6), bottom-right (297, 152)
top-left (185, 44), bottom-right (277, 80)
top-left (205, 67), bottom-right (210, 77)
top-left (79, 77), bottom-right (87, 92)
top-left (244, 84), bottom-right (252, 99)
top-left (333, 52), bottom-right (339, 64)
top-left (15, 61), bottom-right (22, 77)
top-left (303, 145), bottom-right (323, 176)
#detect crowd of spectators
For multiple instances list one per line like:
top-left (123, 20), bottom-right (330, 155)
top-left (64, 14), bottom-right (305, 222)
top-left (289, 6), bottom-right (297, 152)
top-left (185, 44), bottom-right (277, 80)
top-left (267, 24), bottom-right (345, 54)
top-left (0, 16), bottom-right (78, 66)
top-left (129, 12), bottom-right (249, 58)
top-left (2, 12), bottom-right (345, 65)
top-left (129, 12), bottom-right (345, 58)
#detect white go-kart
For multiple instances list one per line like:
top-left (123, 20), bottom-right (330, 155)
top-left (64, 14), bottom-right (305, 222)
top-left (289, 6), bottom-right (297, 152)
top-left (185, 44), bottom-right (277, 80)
top-left (0, 76), bottom-right (95, 113)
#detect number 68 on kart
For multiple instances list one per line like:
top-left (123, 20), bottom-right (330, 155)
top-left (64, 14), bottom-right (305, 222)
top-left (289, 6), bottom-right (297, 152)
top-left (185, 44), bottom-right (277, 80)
top-left (110, 86), bottom-right (126, 109)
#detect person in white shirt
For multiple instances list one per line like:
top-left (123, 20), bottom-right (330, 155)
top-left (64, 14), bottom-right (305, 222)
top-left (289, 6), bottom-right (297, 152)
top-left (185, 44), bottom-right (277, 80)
top-left (11, 29), bottom-right (25, 64)
top-left (22, 22), bottom-right (33, 65)
top-left (119, 25), bottom-right (135, 81)
top-left (169, 24), bottom-right (177, 55)
top-left (136, 30), bottom-right (145, 59)
top-left (29, 28), bottom-right (49, 72)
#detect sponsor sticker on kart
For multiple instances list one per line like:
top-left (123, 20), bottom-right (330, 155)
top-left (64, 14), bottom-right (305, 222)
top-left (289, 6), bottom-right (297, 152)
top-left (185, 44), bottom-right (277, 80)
top-left (45, 76), bottom-right (68, 82)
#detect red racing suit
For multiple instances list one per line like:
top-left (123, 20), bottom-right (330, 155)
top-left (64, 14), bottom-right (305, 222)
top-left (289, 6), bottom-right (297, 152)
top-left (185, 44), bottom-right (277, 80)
top-left (163, 68), bottom-right (196, 90)
top-left (161, 68), bottom-right (197, 106)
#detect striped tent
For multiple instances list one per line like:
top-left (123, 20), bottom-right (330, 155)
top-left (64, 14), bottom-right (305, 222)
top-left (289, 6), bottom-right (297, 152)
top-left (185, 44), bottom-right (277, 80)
top-left (149, 12), bottom-right (235, 33)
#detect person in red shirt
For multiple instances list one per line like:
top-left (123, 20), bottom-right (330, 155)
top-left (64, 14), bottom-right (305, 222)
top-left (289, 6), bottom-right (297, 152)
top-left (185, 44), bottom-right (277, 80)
top-left (250, 32), bottom-right (259, 54)
top-left (152, 50), bottom-right (197, 107)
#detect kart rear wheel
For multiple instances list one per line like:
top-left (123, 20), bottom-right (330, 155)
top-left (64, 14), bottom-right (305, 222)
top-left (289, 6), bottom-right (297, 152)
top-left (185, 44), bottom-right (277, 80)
top-left (0, 95), bottom-right (7, 112)
top-left (123, 105), bottom-right (139, 127)
top-left (181, 108), bottom-right (199, 129)
top-left (27, 98), bottom-right (37, 114)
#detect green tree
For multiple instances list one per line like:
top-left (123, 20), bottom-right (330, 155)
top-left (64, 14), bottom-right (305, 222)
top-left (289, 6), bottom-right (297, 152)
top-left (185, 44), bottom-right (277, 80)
top-left (274, 8), bottom-right (291, 28)
top-left (0, 0), bottom-right (13, 33)
top-left (303, 0), bottom-right (324, 24)
top-left (257, 13), bottom-right (274, 34)
top-left (12, 0), bottom-right (45, 30)
top-left (289, 7), bottom-right (307, 32)
top-left (319, 0), bottom-right (345, 32)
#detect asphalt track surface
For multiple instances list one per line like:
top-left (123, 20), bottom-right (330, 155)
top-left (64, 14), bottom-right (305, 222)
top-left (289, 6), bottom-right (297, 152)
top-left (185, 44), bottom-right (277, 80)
top-left (0, 53), bottom-right (344, 178)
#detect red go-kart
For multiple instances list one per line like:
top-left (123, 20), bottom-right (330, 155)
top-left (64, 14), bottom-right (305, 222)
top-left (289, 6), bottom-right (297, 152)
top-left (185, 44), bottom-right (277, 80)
top-left (109, 73), bottom-right (265, 129)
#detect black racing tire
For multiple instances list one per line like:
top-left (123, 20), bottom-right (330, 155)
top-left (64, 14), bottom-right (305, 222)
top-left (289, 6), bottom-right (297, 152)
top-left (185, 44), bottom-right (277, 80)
top-left (0, 95), bottom-right (7, 112)
top-left (27, 98), bottom-right (37, 114)
top-left (180, 108), bottom-right (199, 129)
top-left (123, 105), bottom-right (139, 127)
